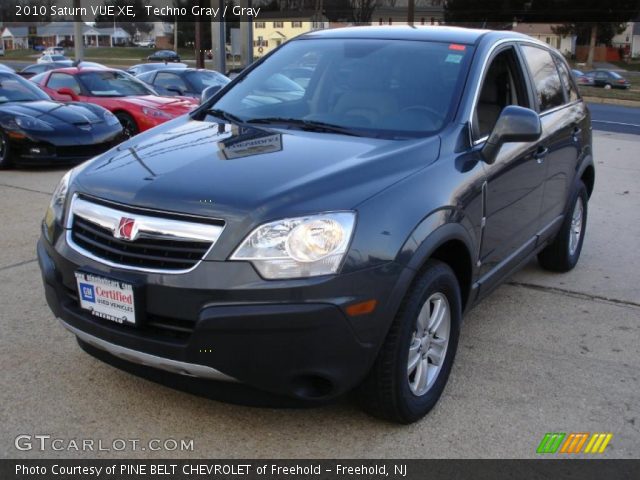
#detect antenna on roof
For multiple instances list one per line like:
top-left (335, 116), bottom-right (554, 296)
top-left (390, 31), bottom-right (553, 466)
top-left (73, 59), bottom-right (82, 68)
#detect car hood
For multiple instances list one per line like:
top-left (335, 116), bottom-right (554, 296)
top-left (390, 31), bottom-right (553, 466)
top-left (73, 116), bottom-right (440, 231)
top-left (116, 95), bottom-right (198, 111)
top-left (0, 100), bottom-right (105, 126)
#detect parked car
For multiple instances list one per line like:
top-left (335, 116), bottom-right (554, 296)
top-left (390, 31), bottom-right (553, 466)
top-left (44, 47), bottom-right (65, 56)
top-left (127, 62), bottom-right (187, 76)
top-left (136, 40), bottom-right (155, 48)
top-left (38, 27), bottom-right (594, 424)
top-left (572, 69), bottom-right (595, 86)
top-left (147, 50), bottom-right (181, 62)
top-left (583, 70), bottom-right (631, 89)
top-left (136, 68), bottom-right (230, 98)
top-left (0, 72), bottom-right (122, 168)
top-left (38, 54), bottom-right (70, 64)
top-left (31, 67), bottom-right (198, 137)
top-left (18, 61), bottom-right (108, 79)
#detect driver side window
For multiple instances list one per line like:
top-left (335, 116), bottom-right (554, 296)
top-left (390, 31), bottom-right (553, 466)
top-left (474, 47), bottom-right (530, 139)
top-left (48, 73), bottom-right (81, 94)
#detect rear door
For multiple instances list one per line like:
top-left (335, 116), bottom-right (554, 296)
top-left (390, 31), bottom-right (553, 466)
top-left (519, 44), bottom-right (587, 239)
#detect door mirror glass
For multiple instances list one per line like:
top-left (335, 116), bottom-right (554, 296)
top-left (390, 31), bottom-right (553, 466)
top-left (200, 85), bottom-right (222, 103)
top-left (481, 105), bottom-right (541, 164)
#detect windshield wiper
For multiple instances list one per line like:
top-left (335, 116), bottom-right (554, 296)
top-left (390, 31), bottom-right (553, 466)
top-left (203, 108), bottom-right (245, 124)
top-left (245, 117), bottom-right (363, 137)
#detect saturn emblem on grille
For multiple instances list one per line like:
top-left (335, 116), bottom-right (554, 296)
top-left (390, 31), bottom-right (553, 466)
top-left (115, 217), bottom-right (137, 241)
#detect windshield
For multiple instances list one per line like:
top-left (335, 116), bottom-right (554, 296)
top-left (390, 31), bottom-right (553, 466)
top-left (78, 71), bottom-right (154, 97)
top-left (185, 71), bottom-right (230, 92)
top-left (50, 55), bottom-right (66, 61)
top-left (208, 38), bottom-right (473, 138)
top-left (0, 73), bottom-right (50, 103)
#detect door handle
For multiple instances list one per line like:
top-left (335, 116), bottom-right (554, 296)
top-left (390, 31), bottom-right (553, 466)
top-left (572, 126), bottom-right (582, 142)
top-left (534, 146), bottom-right (549, 163)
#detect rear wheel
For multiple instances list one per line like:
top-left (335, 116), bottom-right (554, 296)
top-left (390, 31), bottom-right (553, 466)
top-left (359, 259), bottom-right (461, 423)
top-left (115, 112), bottom-right (139, 138)
top-left (538, 182), bottom-right (588, 272)
top-left (0, 129), bottom-right (12, 169)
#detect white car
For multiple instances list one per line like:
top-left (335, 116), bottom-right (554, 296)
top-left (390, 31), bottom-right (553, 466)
top-left (44, 47), bottom-right (65, 56)
top-left (37, 54), bottom-right (69, 64)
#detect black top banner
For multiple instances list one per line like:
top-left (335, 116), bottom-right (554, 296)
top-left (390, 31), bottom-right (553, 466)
top-left (1, 0), bottom-right (639, 24)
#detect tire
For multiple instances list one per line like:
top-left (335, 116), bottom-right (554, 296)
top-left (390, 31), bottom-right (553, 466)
top-left (359, 259), bottom-right (461, 424)
top-left (0, 129), bottom-right (13, 169)
top-left (115, 112), bottom-right (139, 139)
top-left (604, 83), bottom-right (612, 89)
top-left (538, 181), bottom-right (588, 272)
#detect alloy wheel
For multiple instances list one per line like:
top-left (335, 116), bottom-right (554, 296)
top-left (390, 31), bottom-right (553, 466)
top-left (568, 196), bottom-right (584, 256)
top-left (407, 292), bottom-right (451, 396)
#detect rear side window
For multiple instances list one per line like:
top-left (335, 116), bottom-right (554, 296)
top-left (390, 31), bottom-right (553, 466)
top-left (554, 57), bottom-right (578, 103)
top-left (48, 73), bottom-right (81, 94)
top-left (521, 45), bottom-right (564, 112)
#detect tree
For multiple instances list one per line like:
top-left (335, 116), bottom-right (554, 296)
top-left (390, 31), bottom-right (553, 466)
top-left (525, 0), bottom-right (639, 67)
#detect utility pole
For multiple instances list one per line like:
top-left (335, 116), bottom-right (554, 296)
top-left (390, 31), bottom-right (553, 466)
top-left (174, 17), bottom-right (178, 51)
top-left (239, 0), bottom-right (253, 68)
top-left (211, 0), bottom-right (226, 73)
top-left (408, 0), bottom-right (415, 26)
top-left (73, 0), bottom-right (83, 61)
top-left (194, 0), bottom-right (204, 68)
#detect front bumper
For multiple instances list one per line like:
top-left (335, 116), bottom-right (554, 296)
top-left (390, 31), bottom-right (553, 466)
top-left (8, 134), bottom-right (122, 165)
top-left (38, 235), bottom-right (404, 401)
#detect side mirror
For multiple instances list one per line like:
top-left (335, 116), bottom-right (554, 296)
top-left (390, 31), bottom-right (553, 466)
top-left (481, 105), bottom-right (541, 165)
top-left (200, 85), bottom-right (222, 103)
top-left (166, 85), bottom-right (184, 95)
top-left (56, 87), bottom-right (79, 101)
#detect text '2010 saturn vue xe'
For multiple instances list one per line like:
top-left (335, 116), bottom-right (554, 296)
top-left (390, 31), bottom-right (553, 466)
top-left (38, 26), bottom-right (594, 423)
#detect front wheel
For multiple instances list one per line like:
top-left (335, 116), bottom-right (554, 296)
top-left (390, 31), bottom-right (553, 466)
top-left (359, 259), bottom-right (461, 424)
top-left (115, 112), bottom-right (139, 139)
top-left (0, 129), bottom-right (13, 169)
top-left (538, 182), bottom-right (588, 272)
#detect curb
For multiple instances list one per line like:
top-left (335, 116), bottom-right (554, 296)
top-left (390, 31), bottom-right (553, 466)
top-left (583, 96), bottom-right (640, 108)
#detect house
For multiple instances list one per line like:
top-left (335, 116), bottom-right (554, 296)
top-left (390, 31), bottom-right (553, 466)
top-left (37, 22), bottom-right (130, 47)
top-left (253, 11), bottom-right (329, 58)
top-left (371, 4), bottom-right (445, 26)
top-left (1, 26), bottom-right (30, 50)
top-left (611, 21), bottom-right (640, 59)
top-left (511, 23), bottom-right (574, 57)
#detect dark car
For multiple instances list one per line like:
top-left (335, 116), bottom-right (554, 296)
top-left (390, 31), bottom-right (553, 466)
top-left (18, 61), bottom-right (108, 79)
top-left (136, 68), bottom-right (230, 98)
top-left (127, 62), bottom-right (188, 76)
top-left (38, 27), bottom-right (594, 423)
top-left (0, 72), bottom-right (123, 168)
top-left (583, 70), bottom-right (631, 89)
top-left (147, 50), bottom-right (181, 63)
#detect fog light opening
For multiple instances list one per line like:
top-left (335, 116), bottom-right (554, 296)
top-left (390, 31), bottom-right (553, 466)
top-left (291, 374), bottom-right (334, 400)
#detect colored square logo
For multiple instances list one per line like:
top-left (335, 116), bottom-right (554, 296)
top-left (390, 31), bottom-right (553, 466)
top-left (80, 283), bottom-right (95, 303)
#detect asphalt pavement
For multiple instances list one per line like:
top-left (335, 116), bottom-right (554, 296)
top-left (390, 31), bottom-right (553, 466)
top-left (0, 130), bottom-right (638, 459)
top-left (588, 103), bottom-right (640, 135)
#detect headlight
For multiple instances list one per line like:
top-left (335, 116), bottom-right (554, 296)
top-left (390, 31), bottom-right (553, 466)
top-left (103, 110), bottom-right (121, 126)
top-left (142, 107), bottom-right (173, 120)
top-left (44, 169), bottom-right (73, 228)
top-left (14, 116), bottom-right (54, 131)
top-left (231, 212), bottom-right (356, 279)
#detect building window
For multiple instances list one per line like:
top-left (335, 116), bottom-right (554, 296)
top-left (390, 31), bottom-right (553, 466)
top-left (255, 22), bottom-right (265, 29)
top-left (273, 21), bottom-right (283, 28)
top-left (291, 21), bottom-right (302, 28)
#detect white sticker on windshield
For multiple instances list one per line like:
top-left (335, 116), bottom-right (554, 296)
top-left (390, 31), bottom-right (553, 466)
top-left (445, 54), bottom-right (463, 64)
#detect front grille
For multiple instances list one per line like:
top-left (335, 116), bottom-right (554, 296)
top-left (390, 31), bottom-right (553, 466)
top-left (71, 216), bottom-right (212, 271)
top-left (56, 142), bottom-right (113, 159)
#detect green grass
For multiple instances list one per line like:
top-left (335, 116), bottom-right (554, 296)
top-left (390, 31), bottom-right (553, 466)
top-left (579, 85), bottom-right (640, 102)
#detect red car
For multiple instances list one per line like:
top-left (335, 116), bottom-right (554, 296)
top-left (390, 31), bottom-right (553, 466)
top-left (31, 67), bottom-right (198, 137)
